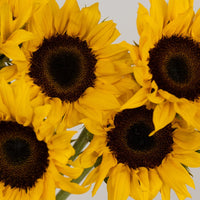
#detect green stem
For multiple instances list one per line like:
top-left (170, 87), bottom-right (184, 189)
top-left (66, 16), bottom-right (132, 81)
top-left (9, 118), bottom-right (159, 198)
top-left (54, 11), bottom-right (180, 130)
top-left (70, 127), bottom-right (93, 161)
top-left (56, 127), bottom-right (93, 200)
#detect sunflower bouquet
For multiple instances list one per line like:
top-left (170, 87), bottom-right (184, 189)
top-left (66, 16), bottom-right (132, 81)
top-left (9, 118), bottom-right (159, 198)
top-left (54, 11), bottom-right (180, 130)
top-left (0, 0), bottom-right (199, 199)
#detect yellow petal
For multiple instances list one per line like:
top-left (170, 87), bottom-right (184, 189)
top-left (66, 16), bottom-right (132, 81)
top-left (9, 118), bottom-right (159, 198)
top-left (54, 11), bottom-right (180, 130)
top-left (174, 152), bottom-right (200, 168)
top-left (0, 2), bottom-right (12, 42)
top-left (67, 1), bottom-right (103, 38)
top-left (122, 42), bottom-right (140, 66)
top-left (191, 11), bottom-right (200, 42)
top-left (121, 87), bottom-right (148, 110)
top-left (48, 0), bottom-right (60, 17)
top-left (74, 102), bottom-right (103, 126)
top-left (172, 144), bottom-right (193, 155)
top-left (176, 191), bottom-right (191, 200)
top-left (52, 149), bottom-right (74, 164)
top-left (0, 183), bottom-right (4, 197)
top-left (160, 184), bottom-right (171, 200)
top-left (45, 98), bottom-right (66, 129)
top-left (62, 103), bottom-right (84, 128)
top-left (66, 11), bottom-right (83, 37)
top-left (98, 66), bottom-right (132, 93)
top-left (139, 25), bottom-right (157, 62)
top-left (0, 65), bottom-right (17, 82)
top-left (95, 61), bottom-right (118, 76)
top-left (80, 3), bottom-right (101, 37)
top-left (14, 80), bottom-right (33, 126)
top-left (136, 167), bottom-right (150, 200)
top-left (0, 42), bottom-right (26, 60)
top-left (137, 167), bottom-right (149, 191)
top-left (147, 82), bottom-right (164, 104)
top-left (87, 20), bottom-right (120, 51)
top-left (49, 131), bottom-right (75, 150)
top-left (157, 158), bottom-right (194, 196)
top-left (115, 76), bottom-right (140, 103)
top-left (163, 8), bottom-right (194, 37)
top-left (41, 172), bottom-right (55, 200)
top-left (95, 43), bottom-right (129, 60)
top-left (29, 178), bottom-right (44, 200)
top-left (7, 188), bottom-right (21, 200)
top-left (0, 81), bottom-right (10, 121)
top-left (149, 169), bottom-right (162, 199)
top-left (51, 164), bottom-right (90, 194)
top-left (28, 14), bottom-right (44, 42)
top-left (92, 153), bottom-right (117, 196)
top-left (12, 0), bottom-right (33, 31)
top-left (80, 87), bottom-right (120, 110)
top-left (55, 0), bottom-right (80, 34)
top-left (33, 104), bottom-right (53, 140)
top-left (174, 101), bottom-right (200, 129)
top-left (150, 0), bottom-right (167, 33)
top-left (56, 164), bottom-right (83, 179)
top-left (152, 101), bottom-right (176, 134)
top-left (130, 169), bottom-right (143, 200)
top-left (0, 79), bottom-right (15, 116)
top-left (137, 3), bottom-right (149, 36)
top-left (7, 29), bottom-right (34, 45)
top-left (33, 3), bottom-right (54, 38)
top-left (33, 104), bottom-right (51, 128)
top-left (83, 165), bottom-right (99, 186)
top-left (80, 151), bottom-right (99, 169)
top-left (107, 163), bottom-right (130, 200)
top-left (81, 118), bottom-right (106, 136)
top-left (173, 128), bottom-right (200, 150)
top-left (158, 89), bottom-right (179, 102)
top-left (32, 0), bottom-right (49, 13)
top-left (0, 100), bottom-right (10, 121)
top-left (55, 174), bottom-right (89, 194)
top-left (133, 65), bottom-right (151, 86)
top-left (77, 135), bottom-right (106, 168)
top-left (167, 0), bottom-right (194, 20)
top-left (30, 91), bottom-right (44, 108)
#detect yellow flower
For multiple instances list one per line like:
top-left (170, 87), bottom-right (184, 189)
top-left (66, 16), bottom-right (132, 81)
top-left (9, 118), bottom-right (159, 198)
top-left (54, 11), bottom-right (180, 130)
top-left (0, 78), bottom-right (88, 199)
top-left (8, 0), bottom-right (135, 127)
top-left (122, 0), bottom-right (200, 133)
top-left (77, 106), bottom-right (200, 200)
top-left (0, 0), bottom-right (43, 61)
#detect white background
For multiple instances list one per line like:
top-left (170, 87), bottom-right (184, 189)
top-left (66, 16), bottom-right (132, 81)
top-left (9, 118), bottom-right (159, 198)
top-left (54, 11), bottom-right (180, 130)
top-left (55, 0), bottom-right (200, 199)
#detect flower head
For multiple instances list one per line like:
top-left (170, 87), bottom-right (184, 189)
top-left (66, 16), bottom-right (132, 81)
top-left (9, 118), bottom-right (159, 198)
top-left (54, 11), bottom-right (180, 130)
top-left (6, 0), bottom-right (136, 128)
top-left (77, 106), bottom-right (200, 200)
top-left (122, 0), bottom-right (200, 133)
top-left (0, 79), bottom-right (88, 199)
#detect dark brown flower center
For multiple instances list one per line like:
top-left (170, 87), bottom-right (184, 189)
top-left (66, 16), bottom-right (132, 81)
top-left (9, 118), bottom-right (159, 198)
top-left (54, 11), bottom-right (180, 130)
top-left (107, 107), bottom-right (174, 169)
top-left (166, 56), bottom-right (189, 83)
top-left (126, 122), bottom-right (154, 151)
top-left (3, 138), bottom-right (30, 164)
top-left (148, 35), bottom-right (200, 100)
top-left (29, 34), bottom-right (97, 102)
top-left (0, 121), bottom-right (49, 191)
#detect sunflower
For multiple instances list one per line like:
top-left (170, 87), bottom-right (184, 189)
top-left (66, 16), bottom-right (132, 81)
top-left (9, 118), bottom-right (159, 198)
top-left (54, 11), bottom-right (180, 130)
top-left (77, 106), bottom-right (200, 200)
top-left (121, 0), bottom-right (200, 133)
top-left (8, 0), bottom-right (135, 127)
top-left (0, 78), bottom-right (88, 200)
top-left (0, 0), bottom-right (44, 61)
